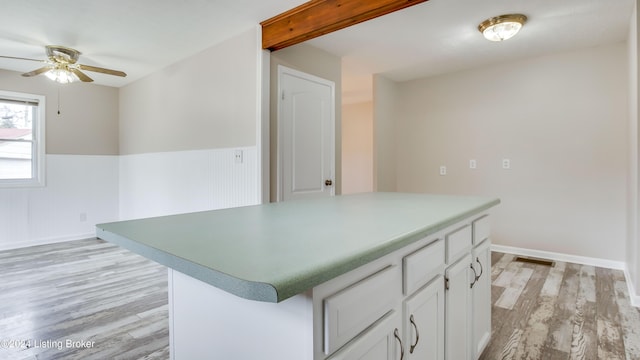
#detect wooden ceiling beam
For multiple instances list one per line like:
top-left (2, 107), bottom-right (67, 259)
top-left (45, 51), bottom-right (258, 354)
top-left (261, 0), bottom-right (428, 51)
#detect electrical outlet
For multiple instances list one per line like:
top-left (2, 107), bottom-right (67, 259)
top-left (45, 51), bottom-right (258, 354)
top-left (469, 159), bottom-right (477, 169)
top-left (234, 149), bottom-right (243, 164)
top-left (439, 166), bottom-right (447, 176)
top-left (502, 159), bottom-right (511, 169)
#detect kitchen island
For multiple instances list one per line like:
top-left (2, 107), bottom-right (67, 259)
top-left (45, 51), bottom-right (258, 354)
top-left (97, 192), bottom-right (499, 360)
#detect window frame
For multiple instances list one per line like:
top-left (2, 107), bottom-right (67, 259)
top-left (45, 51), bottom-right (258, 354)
top-left (0, 90), bottom-right (46, 188)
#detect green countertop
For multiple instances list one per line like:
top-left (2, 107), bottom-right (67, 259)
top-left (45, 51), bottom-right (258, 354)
top-left (96, 192), bottom-right (499, 303)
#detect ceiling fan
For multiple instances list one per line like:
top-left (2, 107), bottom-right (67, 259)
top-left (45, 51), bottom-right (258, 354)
top-left (0, 45), bottom-right (126, 84)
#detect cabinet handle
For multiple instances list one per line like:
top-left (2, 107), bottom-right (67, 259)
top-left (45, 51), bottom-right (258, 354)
top-left (470, 263), bottom-right (478, 288)
top-left (394, 328), bottom-right (404, 360)
top-left (409, 314), bottom-right (420, 354)
top-left (475, 256), bottom-right (484, 281)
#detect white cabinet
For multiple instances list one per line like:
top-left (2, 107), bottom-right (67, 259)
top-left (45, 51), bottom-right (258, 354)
top-left (445, 225), bottom-right (472, 264)
top-left (403, 276), bottom-right (445, 360)
top-left (327, 312), bottom-right (403, 360)
top-left (444, 254), bottom-right (473, 360)
top-left (442, 215), bottom-right (493, 360)
top-left (320, 236), bottom-right (446, 360)
top-left (166, 201), bottom-right (497, 360)
top-left (171, 212), bottom-right (493, 360)
top-left (471, 238), bottom-right (492, 359)
top-left (403, 240), bottom-right (445, 296)
top-left (321, 214), bottom-right (492, 360)
top-left (324, 265), bottom-right (401, 354)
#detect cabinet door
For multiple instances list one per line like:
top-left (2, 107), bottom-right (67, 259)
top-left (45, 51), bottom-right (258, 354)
top-left (328, 312), bottom-right (403, 360)
top-left (445, 254), bottom-right (472, 360)
top-left (471, 240), bottom-right (491, 359)
top-left (404, 276), bottom-right (445, 360)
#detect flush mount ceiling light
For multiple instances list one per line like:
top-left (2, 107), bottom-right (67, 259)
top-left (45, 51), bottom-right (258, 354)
top-left (478, 14), bottom-right (527, 42)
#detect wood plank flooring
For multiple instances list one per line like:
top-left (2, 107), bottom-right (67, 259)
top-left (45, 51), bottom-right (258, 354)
top-left (1, 239), bottom-right (640, 359)
top-left (480, 252), bottom-right (640, 360)
top-left (0, 239), bottom-right (168, 360)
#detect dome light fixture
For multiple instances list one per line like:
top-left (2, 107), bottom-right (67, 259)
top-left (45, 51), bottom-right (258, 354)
top-left (478, 14), bottom-right (527, 42)
top-left (44, 64), bottom-right (79, 84)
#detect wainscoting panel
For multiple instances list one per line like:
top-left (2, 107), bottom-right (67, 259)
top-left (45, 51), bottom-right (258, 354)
top-left (0, 155), bottom-right (120, 250)
top-left (119, 147), bottom-right (259, 220)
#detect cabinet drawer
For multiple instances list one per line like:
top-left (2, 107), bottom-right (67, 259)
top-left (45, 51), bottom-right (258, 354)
top-left (473, 215), bottom-right (491, 245)
top-left (326, 311), bottom-right (401, 360)
top-left (403, 239), bottom-right (444, 295)
top-left (445, 225), bottom-right (472, 264)
top-left (324, 265), bottom-right (401, 355)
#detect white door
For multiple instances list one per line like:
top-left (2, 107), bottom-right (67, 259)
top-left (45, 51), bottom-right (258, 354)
top-left (278, 65), bottom-right (335, 201)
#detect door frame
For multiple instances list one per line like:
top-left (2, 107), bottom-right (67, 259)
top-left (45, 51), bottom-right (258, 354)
top-left (276, 65), bottom-right (336, 202)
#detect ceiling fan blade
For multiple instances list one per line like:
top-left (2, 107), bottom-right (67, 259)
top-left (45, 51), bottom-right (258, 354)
top-left (21, 66), bottom-right (52, 77)
top-left (78, 64), bottom-right (126, 77)
top-left (70, 68), bottom-right (93, 82)
top-left (0, 55), bottom-right (45, 62)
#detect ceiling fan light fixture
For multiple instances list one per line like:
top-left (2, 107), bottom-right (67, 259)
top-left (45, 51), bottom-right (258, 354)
top-left (44, 65), bottom-right (78, 84)
top-left (478, 14), bottom-right (527, 42)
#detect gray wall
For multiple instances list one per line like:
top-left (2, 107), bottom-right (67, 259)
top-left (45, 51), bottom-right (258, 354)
top-left (0, 69), bottom-right (119, 155)
top-left (373, 75), bottom-right (399, 192)
top-left (119, 28), bottom-right (259, 155)
top-left (342, 101), bottom-right (373, 194)
top-left (393, 43), bottom-right (628, 262)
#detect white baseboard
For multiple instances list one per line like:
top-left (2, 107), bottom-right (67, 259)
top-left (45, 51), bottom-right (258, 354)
top-left (624, 266), bottom-right (640, 307)
top-left (0, 232), bottom-right (96, 251)
top-left (492, 244), bottom-right (640, 307)
top-left (491, 244), bottom-right (625, 270)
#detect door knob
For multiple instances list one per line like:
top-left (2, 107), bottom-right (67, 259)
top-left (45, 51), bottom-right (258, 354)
top-left (325, 179), bottom-right (333, 186)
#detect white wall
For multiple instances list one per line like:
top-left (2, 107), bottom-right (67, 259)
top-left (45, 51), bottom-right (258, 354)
top-left (2, 28), bottom-right (264, 249)
top-left (118, 28), bottom-right (263, 217)
top-left (0, 155), bottom-right (119, 250)
top-left (119, 147), bottom-right (258, 220)
top-left (628, 0), bottom-right (640, 301)
top-left (395, 43), bottom-right (628, 262)
top-left (342, 101), bottom-right (373, 194)
top-left (0, 70), bottom-right (120, 250)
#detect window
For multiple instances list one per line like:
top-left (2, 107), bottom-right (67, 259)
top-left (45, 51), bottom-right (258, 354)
top-left (0, 90), bottom-right (45, 187)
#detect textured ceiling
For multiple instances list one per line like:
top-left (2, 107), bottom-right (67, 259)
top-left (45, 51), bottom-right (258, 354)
top-left (0, 0), bottom-right (634, 94)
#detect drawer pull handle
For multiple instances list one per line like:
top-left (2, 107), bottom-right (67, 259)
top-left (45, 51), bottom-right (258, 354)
top-left (470, 263), bottom-right (478, 288)
top-left (475, 256), bottom-right (484, 281)
top-left (394, 328), bottom-right (404, 360)
top-left (409, 314), bottom-right (420, 354)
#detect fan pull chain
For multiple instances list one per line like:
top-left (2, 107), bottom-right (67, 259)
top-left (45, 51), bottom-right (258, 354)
top-left (57, 86), bottom-right (61, 115)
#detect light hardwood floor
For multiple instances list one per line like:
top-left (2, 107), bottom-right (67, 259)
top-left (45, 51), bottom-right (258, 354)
top-left (0, 239), bottom-right (168, 360)
top-left (1, 239), bottom-right (640, 359)
top-left (480, 252), bottom-right (640, 360)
